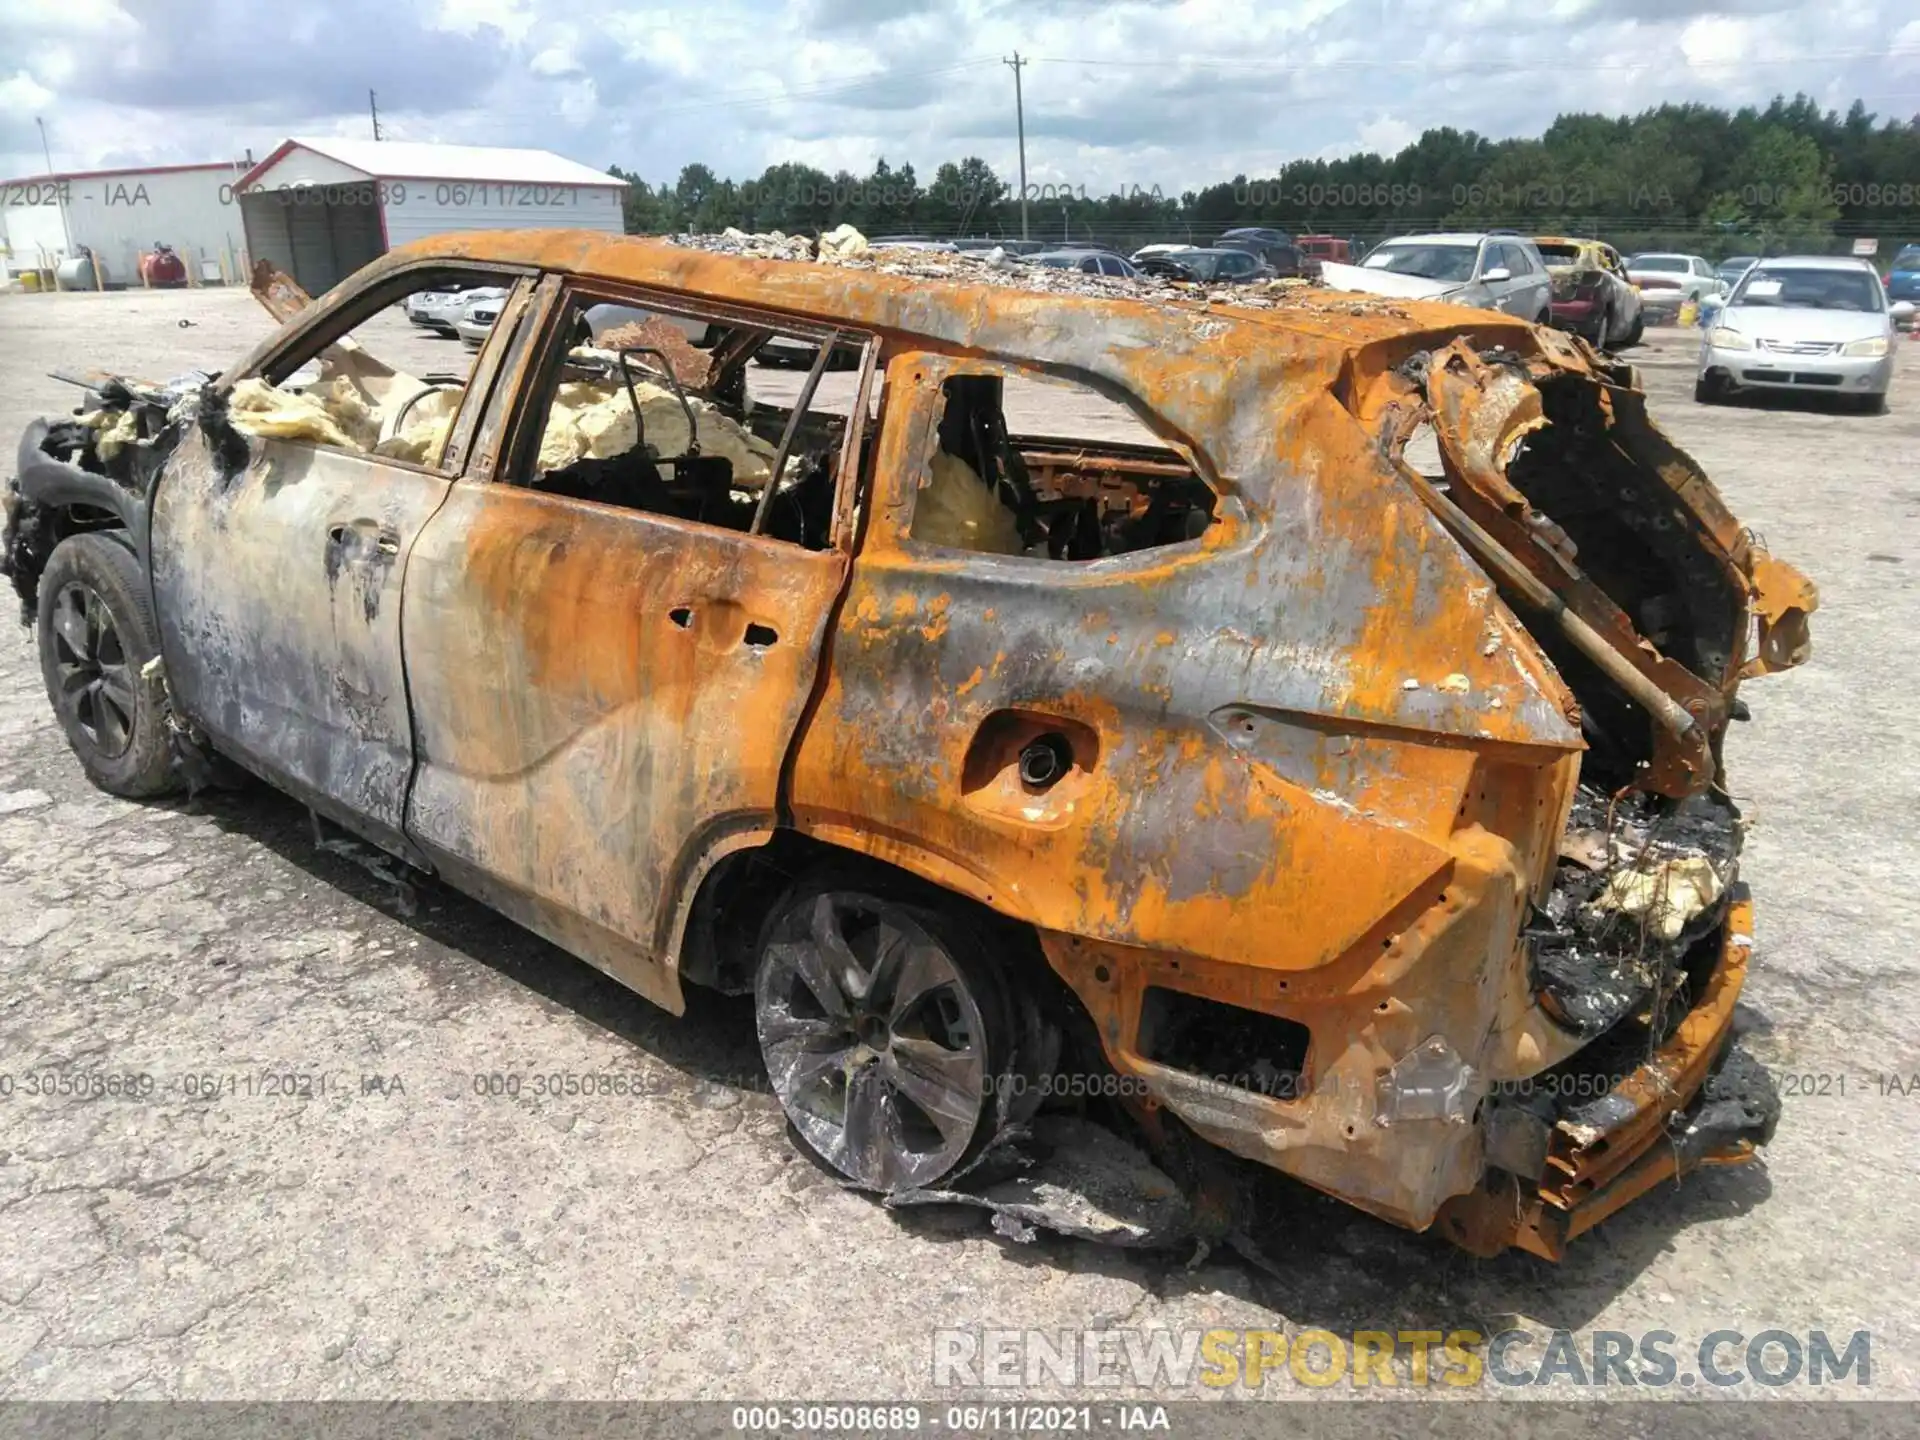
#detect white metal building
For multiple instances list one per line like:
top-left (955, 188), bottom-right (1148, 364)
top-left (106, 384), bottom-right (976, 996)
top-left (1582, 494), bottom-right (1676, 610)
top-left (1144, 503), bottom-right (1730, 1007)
top-left (234, 139), bottom-right (628, 295)
top-left (0, 161), bottom-right (253, 287)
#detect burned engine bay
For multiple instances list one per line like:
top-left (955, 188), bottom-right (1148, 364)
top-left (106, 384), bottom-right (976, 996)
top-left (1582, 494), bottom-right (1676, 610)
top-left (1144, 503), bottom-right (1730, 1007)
top-left (1384, 345), bottom-right (1761, 1047)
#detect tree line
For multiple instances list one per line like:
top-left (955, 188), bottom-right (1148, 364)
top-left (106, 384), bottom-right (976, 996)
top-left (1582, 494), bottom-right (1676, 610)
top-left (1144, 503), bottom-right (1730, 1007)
top-left (609, 94), bottom-right (1920, 259)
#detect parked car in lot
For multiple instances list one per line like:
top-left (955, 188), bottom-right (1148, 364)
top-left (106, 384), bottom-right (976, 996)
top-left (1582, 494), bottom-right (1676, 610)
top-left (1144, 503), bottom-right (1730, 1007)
top-left (1215, 228), bottom-right (1305, 278)
top-left (1129, 242), bottom-right (1198, 265)
top-left (403, 282), bottom-right (500, 338)
top-left (1696, 255), bottom-right (1910, 412)
top-left (1215, 225), bottom-right (1292, 249)
top-left (1626, 253), bottom-right (1722, 316)
top-left (1295, 234), bottom-right (1352, 278)
top-left (1297, 235), bottom-right (1352, 265)
top-left (1321, 232), bottom-right (1553, 320)
top-left (1134, 247), bottom-right (1271, 284)
top-left (2, 231), bottom-right (1816, 1259)
top-left (950, 237), bottom-right (1042, 255)
top-left (452, 287), bottom-right (511, 349)
top-left (1886, 244), bottom-right (1920, 319)
top-left (1534, 236), bottom-right (1644, 348)
top-left (1025, 248), bottom-right (1140, 279)
top-left (1716, 255), bottom-right (1759, 292)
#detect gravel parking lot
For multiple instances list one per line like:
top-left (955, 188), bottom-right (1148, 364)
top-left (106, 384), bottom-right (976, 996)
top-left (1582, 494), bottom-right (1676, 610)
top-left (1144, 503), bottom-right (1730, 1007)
top-left (1, 286), bottom-right (1916, 1405)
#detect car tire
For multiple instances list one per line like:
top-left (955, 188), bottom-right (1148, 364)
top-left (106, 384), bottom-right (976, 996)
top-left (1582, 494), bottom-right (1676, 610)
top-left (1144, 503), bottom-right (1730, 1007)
top-left (1589, 305), bottom-right (1612, 349)
top-left (35, 532), bottom-right (181, 799)
top-left (1853, 392), bottom-right (1889, 416)
top-left (753, 870), bottom-right (1025, 1193)
top-left (1694, 375), bottom-right (1725, 406)
top-left (1624, 312), bottom-right (1645, 347)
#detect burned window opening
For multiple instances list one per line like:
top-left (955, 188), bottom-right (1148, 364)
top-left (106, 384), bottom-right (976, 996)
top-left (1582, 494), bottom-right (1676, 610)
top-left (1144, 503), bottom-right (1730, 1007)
top-left (1505, 377), bottom-right (1745, 685)
top-left (911, 372), bottom-right (1216, 560)
top-left (520, 297), bottom-right (861, 551)
top-left (1138, 988), bottom-right (1310, 1101)
top-left (234, 265), bottom-right (518, 471)
top-left (1386, 351), bottom-right (1745, 795)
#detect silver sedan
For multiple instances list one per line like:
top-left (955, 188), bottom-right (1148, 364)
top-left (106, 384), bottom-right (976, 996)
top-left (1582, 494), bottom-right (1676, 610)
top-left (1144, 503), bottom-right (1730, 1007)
top-left (1696, 257), bottom-right (1910, 413)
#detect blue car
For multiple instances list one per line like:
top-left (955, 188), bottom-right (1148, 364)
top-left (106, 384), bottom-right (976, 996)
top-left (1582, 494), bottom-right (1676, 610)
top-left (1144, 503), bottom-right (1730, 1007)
top-left (1888, 244), bottom-right (1920, 305)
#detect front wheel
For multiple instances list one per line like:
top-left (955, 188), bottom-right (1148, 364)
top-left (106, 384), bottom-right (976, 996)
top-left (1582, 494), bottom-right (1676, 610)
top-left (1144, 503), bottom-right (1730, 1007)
top-left (36, 532), bottom-right (180, 798)
top-left (753, 876), bottom-right (1022, 1192)
top-left (1623, 311), bottom-right (1645, 347)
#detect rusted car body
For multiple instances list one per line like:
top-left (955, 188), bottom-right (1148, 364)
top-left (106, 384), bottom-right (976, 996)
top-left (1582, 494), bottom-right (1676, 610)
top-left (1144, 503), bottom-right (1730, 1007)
top-left (3, 230), bottom-right (1814, 1259)
top-left (1536, 236), bottom-right (1644, 349)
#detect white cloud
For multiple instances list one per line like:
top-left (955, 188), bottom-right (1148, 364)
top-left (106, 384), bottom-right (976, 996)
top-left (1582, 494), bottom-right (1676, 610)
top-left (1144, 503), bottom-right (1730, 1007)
top-left (435, 0), bottom-right (536, 40)
top-left (5, 0), bottom-right (131, 37)
top-left (1357, 114), bottom-right (1417, 156)
top-left (529, 42), bottom-right (582, 77)
top-left (1679, 16), bottom-right (1754, 71)
top-left (0, 71), bottom-right (56, 116)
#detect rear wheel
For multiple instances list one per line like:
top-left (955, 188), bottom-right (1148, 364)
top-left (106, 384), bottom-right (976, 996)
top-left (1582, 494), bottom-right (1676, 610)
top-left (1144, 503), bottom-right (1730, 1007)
top-left (753, 875), bottom-right (1020, 1192)
top-left (36, 533), bottom-right (179, 798)
top-left (1623, 310), bottom-right (1645, 346)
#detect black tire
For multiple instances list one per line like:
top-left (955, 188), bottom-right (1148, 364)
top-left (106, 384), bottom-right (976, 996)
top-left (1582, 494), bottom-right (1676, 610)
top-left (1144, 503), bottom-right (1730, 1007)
top-left (1693, 377), bottom-right (1717, 405)
top-left (1589, 305), bottom-right (1612, 349)
top-left (753, 868), bottom-right (1024, 1192)
top-left (36, 532), bottom-right (180, 798)
top-left (1623, 311), bottom-right (1645, 347)
top-left (1854, 392), bottom-right (1889, 416)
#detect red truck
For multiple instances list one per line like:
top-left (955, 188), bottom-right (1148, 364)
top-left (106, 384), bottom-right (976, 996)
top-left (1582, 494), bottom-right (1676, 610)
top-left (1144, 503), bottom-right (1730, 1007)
top-left (1298, 235), bottom-right (1352, 278)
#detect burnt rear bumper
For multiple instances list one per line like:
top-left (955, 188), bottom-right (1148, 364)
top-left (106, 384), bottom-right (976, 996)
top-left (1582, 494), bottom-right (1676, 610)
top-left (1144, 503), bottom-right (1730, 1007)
top-left (1435, 889), bottom-right (1777, 1260)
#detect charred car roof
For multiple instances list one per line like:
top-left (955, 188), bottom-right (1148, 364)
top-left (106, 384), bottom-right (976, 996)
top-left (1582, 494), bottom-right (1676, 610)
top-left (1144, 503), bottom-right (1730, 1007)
top-left (367, 229), bottom-right (1550, 361)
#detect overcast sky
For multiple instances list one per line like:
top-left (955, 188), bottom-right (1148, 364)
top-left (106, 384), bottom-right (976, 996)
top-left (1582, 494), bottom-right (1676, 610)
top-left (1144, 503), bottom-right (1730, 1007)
top-left (3, 0), bottom-right (1918, 189)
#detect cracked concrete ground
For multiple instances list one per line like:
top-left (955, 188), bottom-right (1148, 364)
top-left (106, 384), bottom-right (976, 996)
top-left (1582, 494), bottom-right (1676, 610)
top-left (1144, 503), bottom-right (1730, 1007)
top-left (0, 287), bottom-right (1917, 1403)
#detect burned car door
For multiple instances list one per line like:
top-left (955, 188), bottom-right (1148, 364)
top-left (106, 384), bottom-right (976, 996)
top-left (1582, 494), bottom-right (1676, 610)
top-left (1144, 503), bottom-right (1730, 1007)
top-left (396, 284), bottom-right (870, 1009)
top-left (149, 268), bottom-right (535, 858)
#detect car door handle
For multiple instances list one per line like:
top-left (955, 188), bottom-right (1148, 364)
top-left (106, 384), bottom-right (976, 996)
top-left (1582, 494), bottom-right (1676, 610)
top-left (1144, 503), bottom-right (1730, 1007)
top-left (328, 520), bottom-right (400, 555)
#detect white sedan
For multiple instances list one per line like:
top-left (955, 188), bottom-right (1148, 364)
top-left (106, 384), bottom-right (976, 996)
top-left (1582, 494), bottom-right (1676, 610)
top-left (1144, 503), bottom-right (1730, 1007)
top-left (1626, 253), bottom-right (1723, 314)
top-left (451, 288), bottom-right (511, 349)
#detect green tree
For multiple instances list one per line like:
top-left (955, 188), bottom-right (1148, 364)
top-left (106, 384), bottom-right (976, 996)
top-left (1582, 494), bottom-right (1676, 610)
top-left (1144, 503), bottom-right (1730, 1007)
top-left (606, 89), bottom-right (1920, 257)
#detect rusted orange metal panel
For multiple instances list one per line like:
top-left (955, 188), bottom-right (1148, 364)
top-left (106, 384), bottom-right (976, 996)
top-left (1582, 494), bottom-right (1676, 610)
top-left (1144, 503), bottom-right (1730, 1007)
top-left (400, 484), bottom-right (849, 1014)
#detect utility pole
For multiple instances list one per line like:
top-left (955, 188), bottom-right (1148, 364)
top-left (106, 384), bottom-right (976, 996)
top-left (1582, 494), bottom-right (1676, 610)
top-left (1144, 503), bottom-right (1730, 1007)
top-left (36, 116), bottom-right (73, 254)
top-left (369, 90), bottom-right (382, 141)
top-left (1005, 53), bottom-right (1028, 241)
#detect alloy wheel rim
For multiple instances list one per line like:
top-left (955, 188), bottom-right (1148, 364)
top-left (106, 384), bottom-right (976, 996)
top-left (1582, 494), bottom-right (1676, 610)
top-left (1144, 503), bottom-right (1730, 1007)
top-left (51, 582), bottom-right (136, 760)
top-left (756, 892), bottom-right (988, 1191)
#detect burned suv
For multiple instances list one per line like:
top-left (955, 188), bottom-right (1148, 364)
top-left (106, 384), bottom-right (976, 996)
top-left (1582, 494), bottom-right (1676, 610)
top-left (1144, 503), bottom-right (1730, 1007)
top-left (2, 231), bottom-right (1815, 1258)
